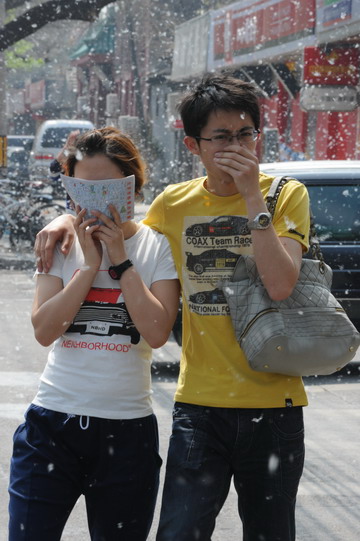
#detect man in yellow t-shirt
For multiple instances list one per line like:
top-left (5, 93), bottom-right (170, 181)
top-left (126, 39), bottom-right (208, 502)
top-left (35, 72), bottom-right (310, 541)
top-left (143, 73), bottom-right (309, 541)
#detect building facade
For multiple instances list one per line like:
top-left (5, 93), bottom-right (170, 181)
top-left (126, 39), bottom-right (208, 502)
top-left (169, 0), bottom-right (360, 168)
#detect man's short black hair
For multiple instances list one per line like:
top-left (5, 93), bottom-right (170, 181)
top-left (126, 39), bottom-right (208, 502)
top-left (178, 72), bottom-right (261, 138)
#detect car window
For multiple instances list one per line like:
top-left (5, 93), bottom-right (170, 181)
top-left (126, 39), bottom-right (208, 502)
top-left (8, 137), bottom-right (23, 147)
top-left (8, 137), bottom-right (33, 150)
top-left (23, 139), bottom-right (34, 151)
top-left (41, 127), bottom-right (88, 148)
top-left (307, 185), bottom-right (360, 242)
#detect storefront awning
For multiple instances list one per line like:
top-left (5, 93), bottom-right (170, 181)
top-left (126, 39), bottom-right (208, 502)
top-left (236, 65), bottom-right (278, 98)
top-left (70, 19), bottom-right (115, 60)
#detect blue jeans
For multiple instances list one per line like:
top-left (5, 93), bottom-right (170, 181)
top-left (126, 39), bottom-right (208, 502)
top-left (156, 403), bottom-right (305, 541)
top-left (9, 405), bottom-right (162, 541)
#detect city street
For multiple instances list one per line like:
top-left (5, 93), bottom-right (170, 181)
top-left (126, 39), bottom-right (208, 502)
top-left (2, 1), bottom-right (360, 539)
top-left (0, 268), bottom-right (360, 540)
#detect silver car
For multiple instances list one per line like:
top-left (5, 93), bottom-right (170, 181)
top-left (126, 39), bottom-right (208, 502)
top-left (28, 119), bottom-right (94, 183)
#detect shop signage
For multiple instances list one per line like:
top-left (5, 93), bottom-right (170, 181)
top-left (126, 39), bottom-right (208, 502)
top-left (171, 13), bottom-right (210, 80)
top-left (316, 0), bottom-right (358, 30)
top-left (321, 0), bottom-right (352, 27)
top-left (303, 46), bottom-right (359, 86)
top-left (26, 79), bottom-right (45, 110)
top-left (300, 85), bottom-right (358, 111)
top-left (208, 0), bottom-right (316, 69)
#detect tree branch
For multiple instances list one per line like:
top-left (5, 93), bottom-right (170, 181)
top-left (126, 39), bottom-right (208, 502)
top-left (1, 0), bottom-right (115, 52)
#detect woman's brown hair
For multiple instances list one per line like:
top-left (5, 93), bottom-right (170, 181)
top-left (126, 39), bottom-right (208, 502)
top-left (63, 126), bottom-right (147, 195)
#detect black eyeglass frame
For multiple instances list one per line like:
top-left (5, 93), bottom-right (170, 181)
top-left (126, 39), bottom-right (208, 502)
top-left (195, 129), bottom-right (261, 144)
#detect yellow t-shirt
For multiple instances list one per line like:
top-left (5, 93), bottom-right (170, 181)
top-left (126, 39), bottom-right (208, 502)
top-left (143, 173), bottom-right (310, 408)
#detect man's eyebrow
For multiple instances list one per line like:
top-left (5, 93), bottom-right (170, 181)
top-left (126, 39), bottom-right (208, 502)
top-left (212, 126), bottom-right (254, 134)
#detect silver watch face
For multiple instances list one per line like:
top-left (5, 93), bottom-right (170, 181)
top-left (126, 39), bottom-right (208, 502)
top-left (258, 213), bottom-right (271, 227)
top-left (248, 212), bottom-right (272, 230)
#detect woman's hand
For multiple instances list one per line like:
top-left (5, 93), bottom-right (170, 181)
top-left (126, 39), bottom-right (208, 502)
top-left (74, 208), bottom-right (102, 270)
top-left (91, 204), bottom-right (128, 265)
top-left (90, 205), bottom-right (180, 348)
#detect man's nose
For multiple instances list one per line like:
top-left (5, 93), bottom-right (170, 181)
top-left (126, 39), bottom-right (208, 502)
top-left (226, 135), bottom-right (241, 146)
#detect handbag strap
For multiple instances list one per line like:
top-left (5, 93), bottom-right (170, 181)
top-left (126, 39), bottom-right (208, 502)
top-left (265, 175), bottom-right (326, 268)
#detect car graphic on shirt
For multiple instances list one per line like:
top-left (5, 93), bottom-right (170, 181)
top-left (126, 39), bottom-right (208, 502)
top-left (66, 287), bottom-right (140, 344)
top-left (189, 288), bottom-right (227, 305)
top-left (186, 249), bottom-right (240, 275)
top-left (185, 216), bottom-right (249, 237)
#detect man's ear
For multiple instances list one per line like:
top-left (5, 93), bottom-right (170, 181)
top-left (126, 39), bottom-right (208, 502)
top-left (184, 136), bottom-right (200, 156)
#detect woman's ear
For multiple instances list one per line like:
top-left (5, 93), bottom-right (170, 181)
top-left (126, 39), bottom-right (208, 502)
top-left (184, 136), bottom-right (200, 156)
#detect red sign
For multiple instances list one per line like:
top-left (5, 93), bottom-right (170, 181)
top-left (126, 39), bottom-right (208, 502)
top-left (232, 9), bottom-right (265, 56)
top-left (303, 47), bottom-right (359, 86)
top-left (26, 80), bottom-right (45, 110)
top-left (211, 0), bottom-right (315, 64)
top-left (172, 119), bottom-right (184, 129)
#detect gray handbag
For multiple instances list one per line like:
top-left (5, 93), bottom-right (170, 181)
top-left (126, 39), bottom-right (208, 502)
top-left (221, 176), bottom-right (360, 377)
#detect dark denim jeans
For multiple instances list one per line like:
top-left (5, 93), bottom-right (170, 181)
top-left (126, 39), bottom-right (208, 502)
top-left (9, 405), bottom-right (162, 541)
top-left (156, 402), bottom-right (305, 541)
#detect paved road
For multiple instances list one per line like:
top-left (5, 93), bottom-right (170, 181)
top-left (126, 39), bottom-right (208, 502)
top-left (0, 269), bottom-right (360, 540)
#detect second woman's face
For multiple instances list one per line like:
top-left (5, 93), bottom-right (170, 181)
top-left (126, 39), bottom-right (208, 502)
top-left (74, 153), bottom-right (125, 181)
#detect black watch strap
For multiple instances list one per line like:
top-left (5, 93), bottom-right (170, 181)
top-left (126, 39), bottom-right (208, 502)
top-left (108, 259), bottom-right (133, 280)
top-left (49, 159), bottom-right (62, 173)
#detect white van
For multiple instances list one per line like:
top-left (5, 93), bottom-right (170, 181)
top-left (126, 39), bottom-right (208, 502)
top-left (29, 119), bottom-right (94, 183)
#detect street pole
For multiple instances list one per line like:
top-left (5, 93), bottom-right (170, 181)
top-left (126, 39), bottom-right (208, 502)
top-left (0, 1), bottom-right (7, 179)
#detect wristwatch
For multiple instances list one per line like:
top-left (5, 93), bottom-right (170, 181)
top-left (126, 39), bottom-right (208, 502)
top-left (108, 259), bottom-right (133, 280)
top-left (49, 159), bottom-right (62, 173)
top-left (247, 212), bottom-right (272, 230)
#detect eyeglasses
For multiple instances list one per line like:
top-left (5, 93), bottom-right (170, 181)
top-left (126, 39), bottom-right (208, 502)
top-left (195, 129), bottom-right (260, 146)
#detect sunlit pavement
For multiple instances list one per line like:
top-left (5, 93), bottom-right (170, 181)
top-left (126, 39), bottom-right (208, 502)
top-left (0, 271), bottom-right (360, 540)
top-left (0, 233), bottom-right (35, 270)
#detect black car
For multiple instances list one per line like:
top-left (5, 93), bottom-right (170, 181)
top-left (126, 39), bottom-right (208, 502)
top-left (189, 288), bottom-right (227, 305)
top-left (186, 215), bottom-right (249, 237)
top-left (172, 161), bottom-right (360, 346)
top-left (186, 248), bottom-right (239, 275)
top-left (261, 160), bottom-right (360, 332)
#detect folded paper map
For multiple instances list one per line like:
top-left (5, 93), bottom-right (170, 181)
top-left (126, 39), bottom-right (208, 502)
top-left (61, 174), bottom-right (135, 222)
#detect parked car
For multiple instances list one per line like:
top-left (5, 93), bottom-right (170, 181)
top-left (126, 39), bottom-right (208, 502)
top-left (7, 135), bottom-right (35, 182)
top-left (172, 160), bottom-right (360, 347)
top-left (28, 119), bottom-right (94, 186)
top-left (7, 146), bottom-right (30, 181)
top-left (7, 135), bottom-right (35, 153)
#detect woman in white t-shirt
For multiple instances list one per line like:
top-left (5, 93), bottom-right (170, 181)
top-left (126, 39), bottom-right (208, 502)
top-left (8, 127), bottom-right (180, 541)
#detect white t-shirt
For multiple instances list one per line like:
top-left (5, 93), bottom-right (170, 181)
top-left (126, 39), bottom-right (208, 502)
top-left (33, 224), bottom-right (177, 419)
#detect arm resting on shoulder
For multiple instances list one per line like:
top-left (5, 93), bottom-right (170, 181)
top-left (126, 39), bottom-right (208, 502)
top-left (35, 214), bottom-right (76, 273)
